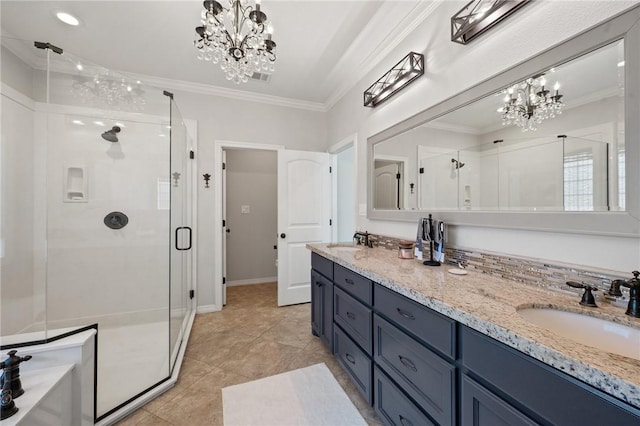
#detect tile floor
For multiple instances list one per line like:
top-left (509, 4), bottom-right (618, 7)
top-left (116, 283), bottom-right (382, 425)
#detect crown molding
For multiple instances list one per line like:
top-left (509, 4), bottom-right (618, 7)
top-left (138, 73), bottom-right (327, 112)
top-left (324, 0), bottom-right (444, 110)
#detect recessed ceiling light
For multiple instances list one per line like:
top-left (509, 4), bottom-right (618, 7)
top-left (56, 12), bottom-right (80, 26)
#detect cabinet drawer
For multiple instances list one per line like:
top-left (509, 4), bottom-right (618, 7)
top-left (334, 264), bottom-right (372, 305)
top-left (374, 315), bottom-right (455, 426)
top-left (461, 375), bottom-right (538, 426)
top-left (334, 325), bottom-right (372, 404)
top-left (311, 252), bottom-right (333, 280)
top-left (374, 366), bottom-right (436, 426)
top-left (461, 326), bottom-right (640, 425)
top-left (374, 284), bottom-right (455, 358)
top-left (334, 287), bottom-right (372, 354)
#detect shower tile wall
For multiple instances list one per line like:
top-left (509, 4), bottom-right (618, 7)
top-left (44, 113), bottom-right (171, 327)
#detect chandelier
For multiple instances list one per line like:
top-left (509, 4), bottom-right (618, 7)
top-left (194, 0), bottom-right (276, 84)
top-left (500, 75), bottom-right (564, 131)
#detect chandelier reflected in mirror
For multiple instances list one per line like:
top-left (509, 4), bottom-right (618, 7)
top-left (72, 73), bottom-right (146, 111)
top-left (499, 75), bottom-right (564, 132)
top-left (194, 0), bottom-right (277, 84)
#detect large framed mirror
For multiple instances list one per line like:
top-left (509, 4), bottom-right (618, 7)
top-left (368, 5), bottom-right (640, 236)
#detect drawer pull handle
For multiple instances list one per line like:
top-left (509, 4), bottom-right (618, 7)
top-left (346, 312), bottom-right (356, 320)
top-left (397, 308), bottom-right (415, 320)
top-left (345, 278), bottom-right (355, 285)
top-left (345, 353), bottom-right (356, 364)
top-left (399, 355), bottom-right (417, 372)
top-left (399, 415), bottom-right (413, 426)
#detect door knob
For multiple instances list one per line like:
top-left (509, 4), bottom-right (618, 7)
top-left (280, 233), bottom-right (286, 239)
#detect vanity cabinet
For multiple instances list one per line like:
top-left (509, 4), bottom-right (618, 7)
top-left (309, 252), bottom-right (640, 426)
top-left (311, 253), bottom-right (333, 350)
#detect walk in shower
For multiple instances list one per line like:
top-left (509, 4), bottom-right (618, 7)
top-left (0, 36), bottom-right (195, 421)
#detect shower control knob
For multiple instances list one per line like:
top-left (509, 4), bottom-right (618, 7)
top-left (104, 212), bottom-right (129, 230)
top-left (280, 233), bottom-right (286, 239)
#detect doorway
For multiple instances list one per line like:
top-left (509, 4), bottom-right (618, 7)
top-left (223, 149), bottom-right (278, 305)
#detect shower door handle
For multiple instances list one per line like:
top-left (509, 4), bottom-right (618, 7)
top-left (175, 226), bottom-right (192, 251)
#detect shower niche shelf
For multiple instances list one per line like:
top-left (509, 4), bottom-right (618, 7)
top-left (64, 166), bottom-right (88, 203)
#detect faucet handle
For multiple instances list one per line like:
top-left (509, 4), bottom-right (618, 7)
top-left (566, 281), bottom-right (598, 307)
top-left (619, 270), bottom-right (640, 289)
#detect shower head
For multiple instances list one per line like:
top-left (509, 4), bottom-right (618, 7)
top-left (101, 126), bottom-right (121, 142)
top-left (451, 158), bottom-right (465, 169)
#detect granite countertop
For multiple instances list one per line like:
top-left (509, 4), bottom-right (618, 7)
top-left (307, 243), bottom-right (640, 409)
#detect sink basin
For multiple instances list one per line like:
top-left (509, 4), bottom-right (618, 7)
top-left (517, 307), bottom-right (640, 360)
top-left (326, 244), bottom-right (362, 252)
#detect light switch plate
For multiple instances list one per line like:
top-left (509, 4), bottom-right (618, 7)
top-left (359, 203), bottom-right (367, 216)
top-left (241, 205), bottom-right (250, 214)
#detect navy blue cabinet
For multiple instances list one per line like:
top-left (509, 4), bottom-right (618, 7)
top-left (311, 253), bottom-right (333, 351)
top-left (374, 314), bottom-right (455, 426)
top-left (461, 375), bottom-right (537, 426)
top-left (309, 254), bottom-right (640, 426)
top-left (374, 366), bottom-right (436, 426)
top-left (461, 326), bottom-right (640, 426)
top-left (334, 286), bottom-right (372, 354)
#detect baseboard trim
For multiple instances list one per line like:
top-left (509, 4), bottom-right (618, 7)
top-left (227, 277), bottom-right (277, 287)
top-left (196, 304), bottom-right (220, 314)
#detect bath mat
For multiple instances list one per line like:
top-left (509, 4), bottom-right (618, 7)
top-left (222, 363), bottom-right (367, 426)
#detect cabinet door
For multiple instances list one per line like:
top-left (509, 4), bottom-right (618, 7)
top-left (311, 269), bottom-right (333, 350)
top-left (461, 375), bottom-right (538, 426)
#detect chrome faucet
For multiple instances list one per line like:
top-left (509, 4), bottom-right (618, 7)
top-left (612, 271), bottom-right (640, 318)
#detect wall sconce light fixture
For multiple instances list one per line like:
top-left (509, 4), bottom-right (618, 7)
top-left (203, 173), bottom-right (211, 188)
top-left (451, 0), bottom-right (530, 45)
top-left (364, 52), bottom-right (424, 107)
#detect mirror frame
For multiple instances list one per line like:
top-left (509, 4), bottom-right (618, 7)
top-left (368, 5), bottom-right (640, 237)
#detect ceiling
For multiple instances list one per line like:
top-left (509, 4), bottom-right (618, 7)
top-left (1, 0), bottom-right (440, 110)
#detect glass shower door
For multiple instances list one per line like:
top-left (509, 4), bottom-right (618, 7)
top-left (169, 99), bottom-right (192, 369)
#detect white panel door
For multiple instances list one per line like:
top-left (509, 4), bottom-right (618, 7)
top-left (277, 150), bottom-right (331, 306)
top-left (375, 162), bottom-right (399, 210)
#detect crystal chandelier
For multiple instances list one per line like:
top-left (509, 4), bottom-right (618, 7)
top-left (500, 75), bottom-right (564, 132)
top-left (194, 0), bottom-right (276, 84)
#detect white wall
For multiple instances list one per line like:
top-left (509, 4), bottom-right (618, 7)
top-left (326, 0), bottom-right (640, 273)
top-left (170, 90), bottom-right (327, 308)
top-left (44, 112), bottom-right (171, 323)
top-left (225, 149), bottom-right (277, 283)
